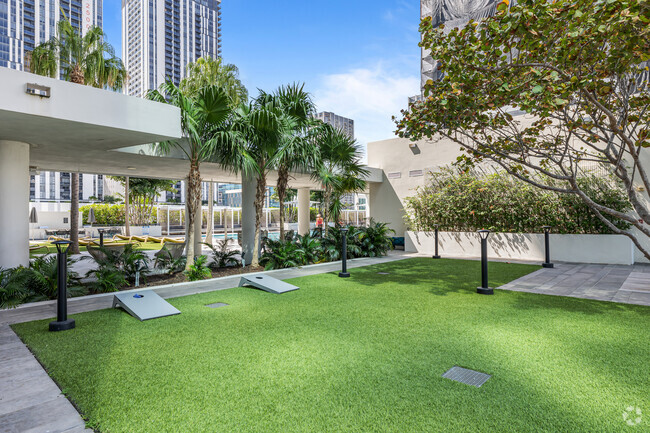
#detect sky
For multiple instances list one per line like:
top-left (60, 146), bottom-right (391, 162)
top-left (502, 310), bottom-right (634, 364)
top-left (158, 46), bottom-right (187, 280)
top-left (102, 0), bottom-right (422, 154)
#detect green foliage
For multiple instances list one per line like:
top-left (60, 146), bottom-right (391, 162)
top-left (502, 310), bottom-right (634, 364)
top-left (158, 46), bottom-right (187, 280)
top-left (352, 220), bottom-right (395, 257)
top-left (108, 177), bottom-right (177, 225)
top-left (85, 244), bottom-right (149, 291)
top-left (0, 267), bottom-right (33, 308)
top-left (260, 239), bottom-right (306, 270)
top-left (203, 240), bottom-right (241, 269)
top-left (396, 0), bottom-right (650, 257)
top-left (0, 255), bottom-right (85, 308)
top-left (155, 246), bottom-right (187, 275)
top-left (184, 255), bottom-right (212, 281)
top-left (405, 168), bottom-right (632, 234)
top-left (80, 204), bottom-right (129, 226)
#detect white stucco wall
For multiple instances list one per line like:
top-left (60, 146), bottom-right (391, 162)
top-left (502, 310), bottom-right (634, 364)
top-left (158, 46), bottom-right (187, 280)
top-left (405, 231), bottom-right (637, 265)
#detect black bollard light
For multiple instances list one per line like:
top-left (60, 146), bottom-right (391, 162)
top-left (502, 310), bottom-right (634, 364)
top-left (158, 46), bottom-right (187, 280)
top-left (339, 227), bottom-right (350, 278)
top-left (542, 226), bottom-right (554, 268)
top-left (432, 224), bottom-right (441, 259)
top-left (49, 240), bottom-right (76, 331)
top-left (476, 229), bottom-right (493, 295)
top-left (98, 228), bottom-right (105, 248)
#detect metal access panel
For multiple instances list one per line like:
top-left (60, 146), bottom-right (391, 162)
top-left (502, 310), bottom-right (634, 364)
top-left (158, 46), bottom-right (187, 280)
top-left (442, 366), bottom-right (491, 388)
top-left (238, 274), bottom-right (299, 294)
top-left (113, 290), bottom-right (181, 321)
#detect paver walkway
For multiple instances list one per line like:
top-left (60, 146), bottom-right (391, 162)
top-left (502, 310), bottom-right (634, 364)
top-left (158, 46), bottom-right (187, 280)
top-left (497, 263), bottom-right (650, 306)
top-left (0, 324), bottom-right (92, 433)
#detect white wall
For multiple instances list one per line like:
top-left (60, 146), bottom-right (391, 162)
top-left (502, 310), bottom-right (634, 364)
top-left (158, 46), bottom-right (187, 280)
top-left (405, 231), bottom-right (637, 265)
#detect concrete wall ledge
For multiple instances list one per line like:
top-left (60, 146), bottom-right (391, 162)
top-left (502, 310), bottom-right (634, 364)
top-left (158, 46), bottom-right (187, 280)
top-left (405, 231), bottom-right (636, 265)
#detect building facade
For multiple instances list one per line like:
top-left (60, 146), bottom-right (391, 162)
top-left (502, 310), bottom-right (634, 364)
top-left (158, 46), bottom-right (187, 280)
top-left (0, 0), bottom-right (102, 70)
top-left (314, 111), bottom-right (354, 139)
top-left (122, 0), bottom-right (222, 97)
top-left (29, 171), bottom-right (105, 202)
top-left (419, 0), bottom-right (501, 93)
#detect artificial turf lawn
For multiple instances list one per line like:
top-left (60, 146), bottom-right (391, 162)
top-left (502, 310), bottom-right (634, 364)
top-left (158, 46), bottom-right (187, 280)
top-left (12, 258), bottom-right (650, 433)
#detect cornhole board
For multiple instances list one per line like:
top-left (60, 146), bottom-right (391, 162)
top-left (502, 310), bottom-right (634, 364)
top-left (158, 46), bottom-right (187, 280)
top-left (238, 274), bottom-right (299, 294)
top-left (112, 290), bottom-right (180, 321)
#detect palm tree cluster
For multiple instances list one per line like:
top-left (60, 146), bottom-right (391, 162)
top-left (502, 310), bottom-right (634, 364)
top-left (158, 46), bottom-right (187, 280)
top-left (29, 18), bottom-right (366, 270)
top-left (149, 69), bottom-right (367, 268)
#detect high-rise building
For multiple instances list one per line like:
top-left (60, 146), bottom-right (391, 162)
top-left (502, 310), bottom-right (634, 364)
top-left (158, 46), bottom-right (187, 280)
top-left (419, 0), bottom-right (501, 93)
top-left (122, 0), bottom-right (222, 97)
top-left (314, 111), bottom-right (354, 139)
top-left (0, 0), bottom-right (102, 71)
top-left (29, 172), bottom-right (105, 202)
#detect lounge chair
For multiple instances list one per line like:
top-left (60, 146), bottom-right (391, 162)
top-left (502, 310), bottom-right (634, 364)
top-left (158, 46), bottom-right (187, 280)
top-left (29, 245), bottom-right (48, 254)
top-left (154, 241), bottom-right (186, 267)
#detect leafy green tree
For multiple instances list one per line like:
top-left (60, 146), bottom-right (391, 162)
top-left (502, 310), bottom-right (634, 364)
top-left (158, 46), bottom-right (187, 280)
top-left (108, 177), bottom-right (177, 225)
top-left (313, 125), bottom-right (368, 234)
top-left (396, 0), bottom-right (650, 259)
top-left (148, 82), bottom-right (234, 268)
top-left (31, 19), bottom-right (126, 254)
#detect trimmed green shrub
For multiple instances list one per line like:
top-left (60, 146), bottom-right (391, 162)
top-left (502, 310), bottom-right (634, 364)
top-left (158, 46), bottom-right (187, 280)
top-left (405, 168), bottom-right (632, 234)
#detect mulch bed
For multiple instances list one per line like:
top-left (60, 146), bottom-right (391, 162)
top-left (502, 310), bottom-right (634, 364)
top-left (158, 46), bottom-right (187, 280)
top-left (122, 265), bottom-right (265, 291)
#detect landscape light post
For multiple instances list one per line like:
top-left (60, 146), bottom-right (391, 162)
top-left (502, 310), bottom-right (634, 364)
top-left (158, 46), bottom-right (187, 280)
top-left (339, 227), bottom-right (350, 278)
top-left (477, 229), bottom-right (493, 295)
top-left (98, 228), bottom-right (105, 248)
top-left (432, 224), bottom-right (441, 259)
top-left (542, 226), bottom-right (554, 268)
top-left (49, 240), bottom-right (76, 331)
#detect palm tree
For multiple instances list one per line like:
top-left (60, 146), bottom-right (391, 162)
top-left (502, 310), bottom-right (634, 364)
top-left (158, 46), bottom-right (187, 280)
top-left (217, 97), bottom-right (287, 267)
top-left (147, 82), bottom-right (233, 269)
top-left (180, 56), bottom-right (248, 105)
top-left (313, 125), bottom-right (368, 235)
top-left (31, 19), bottom-right (126, 254)
top-left (268, 83), bottom-right (318, 240)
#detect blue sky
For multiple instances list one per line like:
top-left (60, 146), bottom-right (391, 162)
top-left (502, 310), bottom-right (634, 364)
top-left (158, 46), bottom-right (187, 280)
top-left (102, 0), bottom-right (421, 150)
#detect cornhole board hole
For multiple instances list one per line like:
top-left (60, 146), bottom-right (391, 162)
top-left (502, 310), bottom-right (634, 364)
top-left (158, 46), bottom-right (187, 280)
top-left (113, 290), bottom-right (180, 321)
top-left (238, 274), bottom-right (299, 294)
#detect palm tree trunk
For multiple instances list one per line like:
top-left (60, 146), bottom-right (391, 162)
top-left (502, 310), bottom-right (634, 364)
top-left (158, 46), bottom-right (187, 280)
top-left (322, 186), bottom-right (332, 237)
top-left (277, 166), bottom-right (289, 240)
top-left (124, 177), bottom-right (131, 236)
top-left (251, 168), bottom-right (266, 267)
top-left (185, 161), bottom-right (201, 269)
top-left (206, 181), bottom-right (214, 247)
top-left (69, 173), bottom-right (80, 254)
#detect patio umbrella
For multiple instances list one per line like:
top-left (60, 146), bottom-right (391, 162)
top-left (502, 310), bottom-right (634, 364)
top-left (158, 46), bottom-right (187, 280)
top-left (87, 207), bottom-right (96, 225)
top-left (29, 207), bottom-right (38, 241)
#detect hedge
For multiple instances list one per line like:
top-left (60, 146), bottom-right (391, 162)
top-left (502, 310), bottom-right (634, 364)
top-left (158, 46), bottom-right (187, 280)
top-left (404, 168), bottom-right (632, 234)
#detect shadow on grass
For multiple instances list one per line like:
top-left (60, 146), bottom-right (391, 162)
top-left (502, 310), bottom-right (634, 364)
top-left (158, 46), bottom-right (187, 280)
top-left (508, 290), bottom-right (650, 316)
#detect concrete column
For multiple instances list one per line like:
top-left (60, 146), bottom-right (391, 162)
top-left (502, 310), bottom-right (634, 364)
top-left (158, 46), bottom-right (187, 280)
top-left (206, 181), bottom-right (214, 246)
top-left (0, 141), bottom-right (30, 268)
top-left (297, 188), bottom-right (310, 236)
top-left (241, 175), bottom-right (257, 263)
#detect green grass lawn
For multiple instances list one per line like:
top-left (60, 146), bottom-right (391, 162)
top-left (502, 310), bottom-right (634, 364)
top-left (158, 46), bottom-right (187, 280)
top-left (12, 258), bottom-right (650, 432)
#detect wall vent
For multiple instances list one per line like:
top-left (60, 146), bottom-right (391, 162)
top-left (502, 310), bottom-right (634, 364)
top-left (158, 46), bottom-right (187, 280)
top-left (409, 170), bottom-right (424, 177)
top-left (387, 172), bottom-right (401, 179)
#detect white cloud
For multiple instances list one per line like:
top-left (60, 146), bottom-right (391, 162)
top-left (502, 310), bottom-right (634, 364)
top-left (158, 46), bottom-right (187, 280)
top-left (312, 63), bottom-right (420, 161)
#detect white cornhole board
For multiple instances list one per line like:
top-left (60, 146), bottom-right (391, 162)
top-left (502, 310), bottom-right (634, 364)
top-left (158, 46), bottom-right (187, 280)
top-left (113, 290), bottom-right (181, 321)
top-left (238, 274), bottom-right (299, 294)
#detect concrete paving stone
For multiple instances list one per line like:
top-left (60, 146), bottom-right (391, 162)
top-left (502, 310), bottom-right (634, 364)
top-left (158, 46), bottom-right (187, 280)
top-left (0, 396), bottom-right (86, 433)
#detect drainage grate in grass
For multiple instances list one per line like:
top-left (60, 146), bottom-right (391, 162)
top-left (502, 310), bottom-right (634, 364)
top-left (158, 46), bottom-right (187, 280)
top-left (206, 303), bottom-right (229, 309)
top-left (377, 272), bottom-right (390, 275)
top-left (442, 366), bottom-right (491, 388)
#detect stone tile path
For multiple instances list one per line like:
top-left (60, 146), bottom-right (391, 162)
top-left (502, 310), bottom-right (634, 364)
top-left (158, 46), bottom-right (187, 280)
top-left (497, 263), bottom-right (650, 306)
top-left (0, 324), bottom-right (92, 433)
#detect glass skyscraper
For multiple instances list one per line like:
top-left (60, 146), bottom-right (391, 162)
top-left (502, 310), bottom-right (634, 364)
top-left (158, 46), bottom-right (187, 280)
top-left (0, 0), bottom-right (102, 70)
top-left (122, 0), bottom-right (222, 97)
